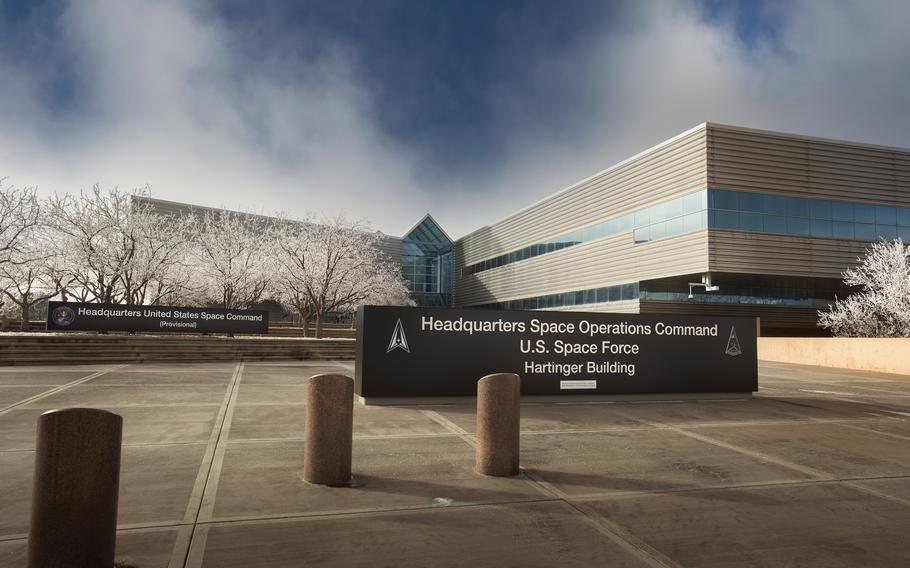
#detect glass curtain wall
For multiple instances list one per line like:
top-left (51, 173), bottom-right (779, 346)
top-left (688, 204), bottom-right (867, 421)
top-left (476, 282), bottom-right (639, 310)
top-left (708, 190), bottom-right (910, 241)
top-left (400, 216), bottom-right (453, 306)
top-left (465, 190), bottom-right (708, 276)
top-left (463, 188), bottom-right (910, 280)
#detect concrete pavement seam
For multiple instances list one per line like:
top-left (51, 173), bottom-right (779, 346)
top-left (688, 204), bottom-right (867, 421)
top-left (561, 500), bottom-right (685, 568)
top-left (196, 362), bottom-right (245, 521)
top-left (666, 427), bottom-right (833, 479)
top-left (191, 496), bottom-right (562, 526)
top-left (0, 364), bottom-right (127, 414)
top-left (829, 421), bottom-right (910, 443)
top-left (841, 480), bottom-right (910, 509)
top-left (170, 362), bottom-right (243, 568)
top-left (609, 408), bottom-right (835, 480)
top-left (421, 409), bottom-right (478, 449)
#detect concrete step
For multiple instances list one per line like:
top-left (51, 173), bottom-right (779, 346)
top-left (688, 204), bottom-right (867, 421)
top-left (0, 335), bottom-right (355, 365)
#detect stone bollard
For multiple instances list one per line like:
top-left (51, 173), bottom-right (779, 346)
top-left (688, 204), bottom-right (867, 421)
top-left (475, 373), bottom-right (520, 477)
top-left (304, 374), bottom-right (354, 486)
top-left (28, 408), bottom-right (123, 568)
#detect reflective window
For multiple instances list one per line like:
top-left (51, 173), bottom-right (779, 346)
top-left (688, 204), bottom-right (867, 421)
top-left (810, 219), bottom-right (832, 238)
top-left (650, 221), bottom-right (668, 240)
top-left (465, 188), bottom-right (910, 279)
top-left (832, 221), bottom-right (854, 240)
top-left (475, 282), bottom-right (640, 310)
top-left (682, 191), bottom-right (706, 213)
top-left (739, 192), bottom-right (764, 213)
top-left (666, 216), bottom-right (685, 236)
top-left (637, 275), bottom-right (844, 308)
top-left (854, 223), bottom-right (876, 240)
top-left (714, 210), bottom-right (739, 230)
top-left (764, 215), bottom-right (787, 234)
top-left (810, 200), bottom-right (832, 220)
top-left (786, 197), bottom-right (811, 218)
top-left (706, 189), bottom-right (910, 244)
top-left (762, 195), bottom-right (787, 215)
top-left (876, 206), bottom-right (897, 225)
top-left (740, 212), bottom-right (763, 232)
top-left (713, 189), bottom-right (739, 210)
top-left (854, 204), bottom-right (876, 224)
top-left (877, 225), bottom-right (897, 239)
top-left (787, 217), bottom-right (810, 236)
top-left (832, 201), bottom-right (853, 221)
top-left (684, 211), bottom-right (706, 232)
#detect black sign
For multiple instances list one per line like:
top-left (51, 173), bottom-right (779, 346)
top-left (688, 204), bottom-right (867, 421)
top-left (355, 306), bottom-right (757, 398)
top-left (46, 301), bottom-right (269, 334)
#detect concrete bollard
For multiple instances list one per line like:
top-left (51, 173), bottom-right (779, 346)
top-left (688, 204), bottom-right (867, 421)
top-left (28, 408), bottom-right (123, 568)
top-left (304, 374), bottom-right (354, 486)
top-left (475, 373), bottom-right (520, 477)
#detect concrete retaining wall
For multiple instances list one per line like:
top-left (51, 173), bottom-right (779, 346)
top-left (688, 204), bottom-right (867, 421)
top-left (0, 334), bottom-right (355, 366)
top-left (759, 337), bottom-right (910, 375)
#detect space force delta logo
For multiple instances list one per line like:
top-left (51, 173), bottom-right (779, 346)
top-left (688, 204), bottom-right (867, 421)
top-left (387, 319), bottom-right (410, 353)
top-left (725, 326), bottom-right (742, 356)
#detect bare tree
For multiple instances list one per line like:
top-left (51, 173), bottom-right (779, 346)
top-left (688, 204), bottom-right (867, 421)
top-left (120, 212), bottom-right (196, 305)
top-left (0, 259), bottom-right (58, 330)
top-left (300, 216), bottom-right (412, 337)
top-left (273, 218), bottom-right (317, 335)
top-left (0, 179), bottom-right (42, 267)
top-left (819, 238), bottom-right (910, 337)
top-left (45, 185), bottom-right (192, 305)
top-left (46, 185), bottom-right (140, 303)
top-left (0, 218), bottom-right (68, 329)
top-left (190, 209), bottom-right (275, 309)
top-left (362, 262), bottom-right (414, 308)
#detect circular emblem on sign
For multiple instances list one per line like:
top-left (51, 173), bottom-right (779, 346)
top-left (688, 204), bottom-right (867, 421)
top-left (52, 306), bottom-right (76, 327)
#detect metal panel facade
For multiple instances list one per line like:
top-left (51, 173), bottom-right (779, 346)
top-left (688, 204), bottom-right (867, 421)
top-left (708, 230), bottom-right (871, 279)
top-left (706, 124), bottom-right (910, 279)
top-left (707, 123), bottom-right (910, 206)
top-left (453, 123), bottom-right (910, 321)
top-left (454, 126), bottom-right (709, 307)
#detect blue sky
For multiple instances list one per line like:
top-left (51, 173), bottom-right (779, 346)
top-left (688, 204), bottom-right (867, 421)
top-left (1, 0), bottom-right (909, 237)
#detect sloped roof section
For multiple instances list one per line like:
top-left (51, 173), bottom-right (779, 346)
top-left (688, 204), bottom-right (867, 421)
top-left (402, 214), bottom-right (453, 256)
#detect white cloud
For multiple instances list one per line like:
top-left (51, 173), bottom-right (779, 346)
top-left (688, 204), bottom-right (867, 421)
top-left (2, 0), bottom-right (909, 239)
top-left (0, 0), bottom-right (429, 235)
top-left (467, 0), bottom-right (910, 237)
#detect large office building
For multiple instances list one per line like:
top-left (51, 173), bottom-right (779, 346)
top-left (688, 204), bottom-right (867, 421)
top-left (393, 123), bottom-right (910, 335)
top-left (143, 123), bottom-right (910, 334)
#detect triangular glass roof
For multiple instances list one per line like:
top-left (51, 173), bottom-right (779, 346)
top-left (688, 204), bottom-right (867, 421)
top-left (402, 214), bottom-right (453, 256)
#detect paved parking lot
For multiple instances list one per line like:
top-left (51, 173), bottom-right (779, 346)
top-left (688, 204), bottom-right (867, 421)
top-left (1, 360), bottom-right (909, 567)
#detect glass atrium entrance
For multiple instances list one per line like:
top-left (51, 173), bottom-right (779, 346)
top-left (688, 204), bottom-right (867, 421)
top-left (400, 215), bottom-right (453, 307)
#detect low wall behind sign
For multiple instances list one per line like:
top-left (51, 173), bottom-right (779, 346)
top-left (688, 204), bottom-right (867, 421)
top-left (355, 306), bottom-right (757, 398)
top-left (46, 301), bottom-right (269, 334)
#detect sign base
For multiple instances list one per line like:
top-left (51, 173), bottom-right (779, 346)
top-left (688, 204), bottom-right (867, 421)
top-left (357, 391), bottom-right (753, 406)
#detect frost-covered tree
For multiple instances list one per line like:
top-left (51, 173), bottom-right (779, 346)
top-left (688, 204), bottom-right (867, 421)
top-left (363, 263), bottom-right (414, 308)
top-left (190, 210), bottom-right (275, 309)
top-left (273, 218), bottom-right (317, 335)
top-left (819, 239), bottom-right (910, 337)
top-left (0, 258), bottom-right (58, 329)
top-left (120, 212), bottom-right (196, 305)
top-left (299, 216), bottom-right (412, 337)
top-left (0, 179), bottom-right (42, 267)
top-left (45, 185), bottom-right (192, 304)
top-left (0, 224), bottom-right (64, 329)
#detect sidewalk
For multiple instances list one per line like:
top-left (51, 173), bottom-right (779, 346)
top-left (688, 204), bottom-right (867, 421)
top-left (1, 360), bottom-right (910, 567)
